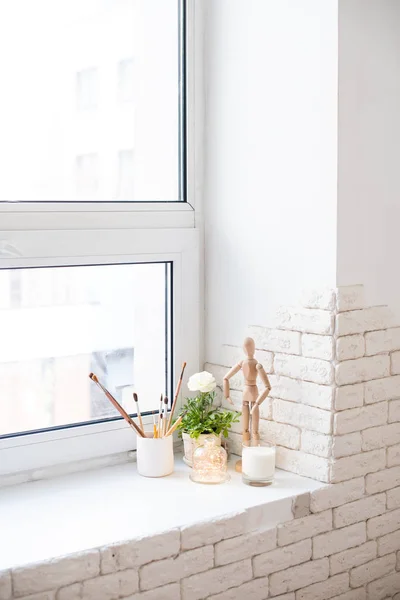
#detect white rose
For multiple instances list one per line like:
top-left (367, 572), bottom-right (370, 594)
top-left (187, 371), bottom-right (216, 393)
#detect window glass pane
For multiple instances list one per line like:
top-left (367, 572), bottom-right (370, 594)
top-left (0, 0), bottom-right (181, 202)
top-left (0, 263), bottom-right (169, 437)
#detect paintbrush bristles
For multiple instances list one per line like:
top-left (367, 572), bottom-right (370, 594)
top-left (133, 392), bottom-right (144, 433)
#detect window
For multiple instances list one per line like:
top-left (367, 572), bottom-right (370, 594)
top-left (0, 0), bottom-right (185, 202)
top-left (0, 0), bottom-right (201, 478)
top-left (0, 263), bottom-right (170, 438)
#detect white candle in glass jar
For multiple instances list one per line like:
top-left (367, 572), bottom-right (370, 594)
top-left (242, 445), bottom-right (276, 481)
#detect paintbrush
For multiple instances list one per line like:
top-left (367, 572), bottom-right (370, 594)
top-left (163, 396), bottom-right (168, 436)
top-left (166, 410), bottom-right (188, 437)
top-left (133, 392), bottom-right (144, 433)
top-left (167, 361), bottom-right (187, 430)
top-left (89, 373), bottom-right (145, 437)
top-left (157, 392), bottom-right (163, 435)
top-left (152, 410), bottom-right (158, 438)
top-left (159, 413), bottom-right (163, 438)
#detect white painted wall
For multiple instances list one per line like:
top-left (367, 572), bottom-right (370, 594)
top-left (337, 0), bottom-right (400, 314)
top-left (204, 0), bottom-right (338, 363)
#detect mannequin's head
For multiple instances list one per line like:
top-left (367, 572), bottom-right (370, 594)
top-left (243, 337), bottom-right (255, 359)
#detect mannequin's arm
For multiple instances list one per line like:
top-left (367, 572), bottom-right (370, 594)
top-left (223, 362), bottom-right (242, 405)
top-left (250, 363), bottom-right (271, 414)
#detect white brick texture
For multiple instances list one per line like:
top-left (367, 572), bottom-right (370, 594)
top-left (310, 479), bottom-right (365, 513)
top-left (349, 553), bottom-right (396, 588)
top-left (253, 539), bottom-right (311, 577)
top-left (329, 541), bottom-right (377, 576)
top-left (364, 375), bottom-right (400, 404)
top-left (127, 583), bottom-right (180, 600)
top-left (269, 376), bottom-right (333, 410)
top-left (13, 552), bottom-right (100, 597)
top-left (259, 420), bottom-right (301, 450)
top-left (180, 513), bottom-right (246, 551)
top-left (207, 577), bottom-right (269, 600)
top-left (336, 335), bottom-right (365, 362)
top-left (386, 486), bottom-right (400, 509)
top-left (295, 573), bottom-right (349, 600)
top-left (335, 384), bottom-right (364, 411)
top-left (367, 508), bottom-right (400, 538)
top-left (276, 448), bottom-right (330, 482)
top-left (334, 404), bottom-right (387, 435)
top-left (269, 558), bottom-right (329, 596)
top-left (365, 466), bottom-right (400, 494)
top-left (277, 511), bottom-right (332, 546)
top-left (57, 569), bottom-right (139, 600)
top-left (333, 494), bottom-right (386, 528)
top-left (0, 572), bottom-right (11, 600)
top-left (336, 286), bottom-right (364, 313)
top-left (332, 433), bottom-right (362, 459)
top-left (391, 350), bottom-right (400, 375)
top-left (312, 523), bottom-right (366, 559)
top-left (336, 306), bottom-right (394, 336)
top-left (300, 430), bottom-right (332, 458)
top-left (389, 399), bottom-right (400, 423)
top-left (273, 307), bottom-right (333, 335)
top-left (101, 531), bottom-right (180, 573)
top-left (361, 423), bottom-right (400, 450)
top-left (215, 528), bottom-right (276, 566)
top-left (331, 450), bottom-right (386, 483)
top-left (302, 334), bottom-right (334, 361)
top-left (365, 328), bottom-right (400, 355)
top-left (387, 444), bottom-right (400, 467)
top-left (335, 355), bottom-right (390, 386)
top-left (300, 288), bottom-right (336, 311)
top-left (274, 354), bottom-right (333, 385)
top-left (367, 572), bottom-right (400, 600)
top-left (330, 590), bottom-right (366, 600)
top-left (273, 399), bottom-right (332, 435)
top-left (181, 559), bottom-right (252, 600)
top-left (377, 530), bottom-right (400, 556)
top-left (139, 546), bottom-right (213, 591)
top-left (248, 325), bottom-right (301, 355)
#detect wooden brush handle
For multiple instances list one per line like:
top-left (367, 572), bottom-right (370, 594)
top-left (167, 362), bottom-right (187, 430)
top-left (91, 376), bottom-right (145, 437)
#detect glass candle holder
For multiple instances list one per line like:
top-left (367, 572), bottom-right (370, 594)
top-left (242, 442), bottom-right (276, 487)
top-left (189, 436), bottom-right (230, 484)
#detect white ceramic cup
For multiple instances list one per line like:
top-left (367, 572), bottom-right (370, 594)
top-left (136, 434), bottom-right (174, 477)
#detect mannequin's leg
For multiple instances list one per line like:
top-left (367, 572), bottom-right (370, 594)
top-left (251, 403), bottom-right (260, 442)
top-left (242, 401), bottom-right (250, 443)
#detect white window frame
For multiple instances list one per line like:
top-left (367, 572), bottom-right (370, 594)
top-left (0, 0), bottom-right (204, 478)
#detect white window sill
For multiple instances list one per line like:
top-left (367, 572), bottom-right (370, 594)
top-left (0, 455), bottom-right (325, 572)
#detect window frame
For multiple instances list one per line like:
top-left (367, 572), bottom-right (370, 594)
top-left (0, 0), bottom-right (204, 479)
top-left (0, 228), bottom-right (200, 477)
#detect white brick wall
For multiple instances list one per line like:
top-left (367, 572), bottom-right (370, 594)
top-left (334, 404), bottom-right (388, 435)
top-left (336, 286), bottom-right (364, 313)
top-left (273, 307), bottom-right (333, 335)
top-left (302, 334), bottom-right (334, 361)
top-left (336, 307), bottom-right (395, 336)
top-left (312, 522), bottom-right (366, 559)
top-left (274, 354), bottom-right (333, 386)
top-left (336, 335), bottom-right (365, 361)
top-left (335, 355), bottom-right (390, 386)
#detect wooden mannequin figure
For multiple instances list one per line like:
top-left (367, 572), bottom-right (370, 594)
top-left (223, 337), bottom-right (271, 472)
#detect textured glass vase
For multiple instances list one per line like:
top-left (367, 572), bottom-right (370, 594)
top-left (189, 436), bottom-right (230, 484)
